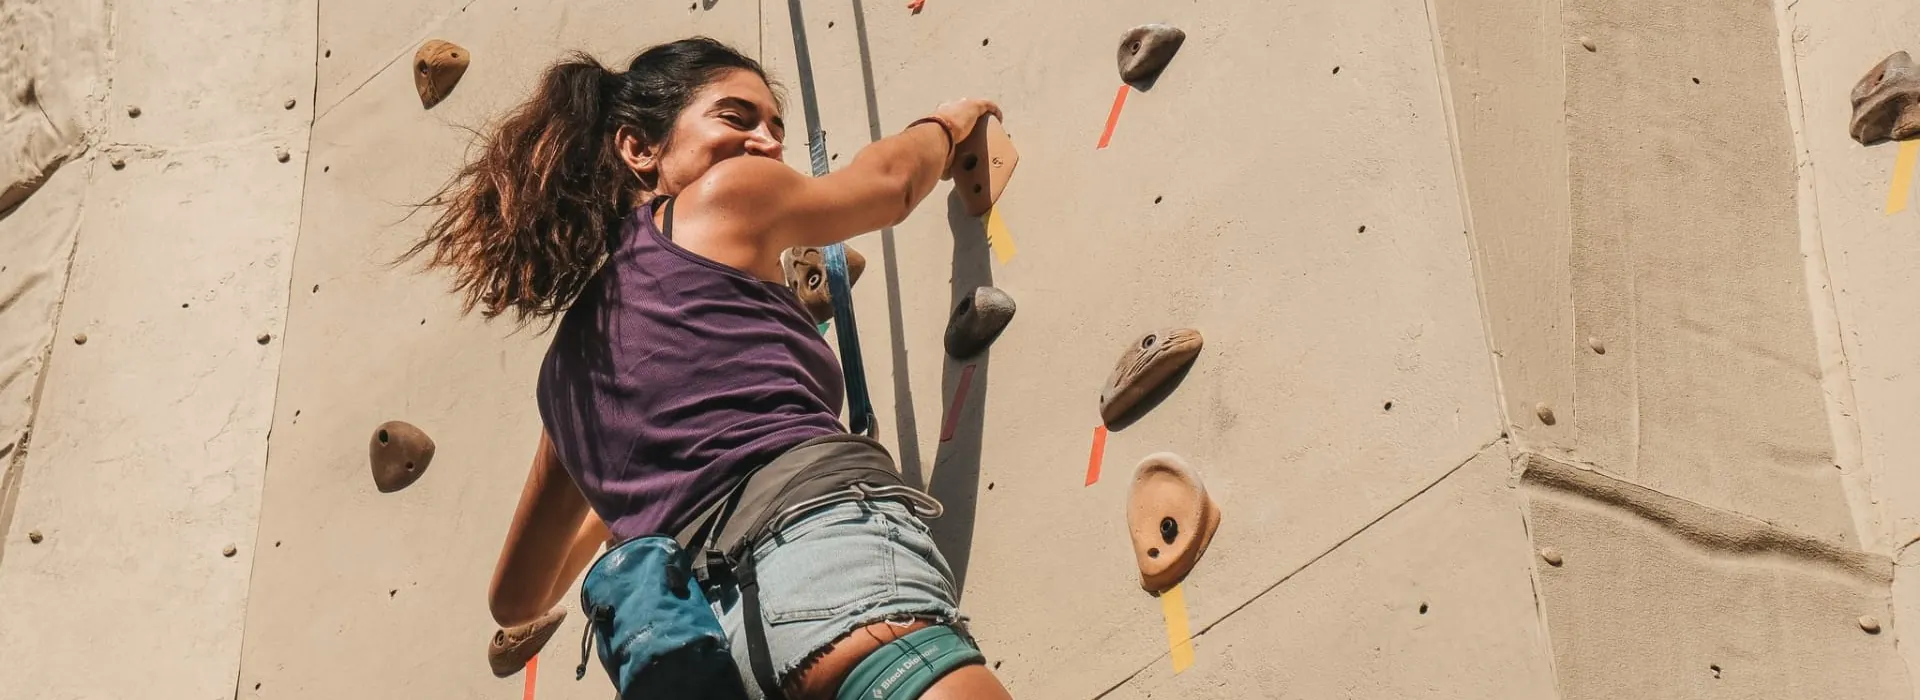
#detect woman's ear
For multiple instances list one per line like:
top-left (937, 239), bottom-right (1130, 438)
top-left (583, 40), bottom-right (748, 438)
top-left (615, 126), bottom-right (659, 177)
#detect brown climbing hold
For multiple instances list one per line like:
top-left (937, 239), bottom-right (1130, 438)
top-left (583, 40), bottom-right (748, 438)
top-left (1860, 615), bottom-right (1882, 634)
top-left (1587, 337), bottom-right (1605, 355)
top-left (1852, 52), bottom-right (1920, 145)
top-left (413, 39), bottom-right (470, 109)
top-left (72, 333), bottom-right (87, 345)
top-left (1535, 402), bottom-right (1557, 426)
top-left (256, 332), bottom-right (272, 345)
top-left (489, 606), bottom-right (568, 677)
top-left (275, 148), bottom-right (290, 163)
top-left (1117, 24), bottom-right (1186, 86)
top-left (1126, 452), bottom-right (1222, 594)
top-left (126, 105), bottom-right (141, 118)
top-left (109, 157), bottom-right (125, 170)
top-left (369, 420), bottom-right (435, 493)
top-left (284, 98), bottom-right (297, 110)
top-left (1099, 328), bottom-right (1203, 426)
top-left (944, 286), bottom-right (1016, 359)
top-left (27, 530), bottom-right (42, 544)
top-left (779, 245), bottom-right (866, 324)
top-left (950, 114), bottom-right (1018, 217)
top-left (222, 544), bottom-right (238, 558)
top-left (1540, 547), bottom-right (1563, 566)
top-left (1579, 37), bottom-right (1597, 52)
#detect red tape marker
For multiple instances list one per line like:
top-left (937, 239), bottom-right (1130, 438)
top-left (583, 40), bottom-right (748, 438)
top-left (940, 364), bottom-right (978, 442)
top-left (1086, 425), bottom-right (1108, 486)
top-left (1097, 85), bottom-right (1129, 149)
top-left (523, 656), bottom-right (538, 700)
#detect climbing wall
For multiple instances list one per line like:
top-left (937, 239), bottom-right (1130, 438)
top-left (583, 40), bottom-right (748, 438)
top-left (1, 0), bottom-right (1918, 698)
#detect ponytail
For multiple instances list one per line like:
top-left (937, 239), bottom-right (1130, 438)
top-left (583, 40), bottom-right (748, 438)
top-left (404, 53), bottom-right (629, 325)
top-left (404, 38), bottom-right (774, 325)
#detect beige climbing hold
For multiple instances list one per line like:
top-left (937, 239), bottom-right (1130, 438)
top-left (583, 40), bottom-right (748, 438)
top-left (1540, 547), bottom-right (1563, 566)
top-left (1851, 52), bottom-right (1920, 145)
top-left (1579, 37), bottom-right (1597, 52)
top-left (72, 332), bottom-right (87, 345)
top-left (223, 544), bottom-right (238, 558)
top-left (126, 105), bottom-right (141, 118)
top-left (27, 530), bottom-right (42, 544)
top-left (489, 606), bottom-right (568, 677)
top-left (369, 421), bottom-right (436, 493)
top-left (284, 98), bottom-right (297, 110)
top-left (1126, 452), bottom-right (1222, 594)
top-left (1860, 615), bottom-right (1882, 634)
top-left (256, 332), bottom-right (273, 345)
top-left (1117, 24), bottom-right (1186, 85)
top-left (779, 246), bottom-right (866, 324)
top-left (950, 114), bottom-right (1018, 217)
top-left (414, 39), bottom-right (470, 109)
top-left (275, 148), bottom-right (290, 163)
top-left (1100, 328), bottom-right (1203, 426)
top-left (1535, 402), bottom-right (1556, 426)
top-left (1587, 337), bottom-right (1605, 354)
top-left (944, 286), bottom-right (1016, 359)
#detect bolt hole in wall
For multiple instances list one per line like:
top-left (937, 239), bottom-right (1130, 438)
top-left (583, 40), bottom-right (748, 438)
top-left (1383, 400), bottom-right (1393, 411)
top-left (1418, 602), bottom-right (1429, 615)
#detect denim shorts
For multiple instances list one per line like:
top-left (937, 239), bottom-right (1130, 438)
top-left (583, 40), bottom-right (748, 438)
top-left (701, 498), bottom-right (966, 698)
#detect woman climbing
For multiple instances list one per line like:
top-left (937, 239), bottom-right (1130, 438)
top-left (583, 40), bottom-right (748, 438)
top-left (404, 37), bottom-right (1013, 700)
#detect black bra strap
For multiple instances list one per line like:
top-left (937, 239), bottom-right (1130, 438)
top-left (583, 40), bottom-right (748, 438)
top-left (660, 196), bottom-right (676, 239)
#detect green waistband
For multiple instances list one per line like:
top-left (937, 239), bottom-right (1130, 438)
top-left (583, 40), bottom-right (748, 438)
top-left (837, 625), bottom-right (983, 700)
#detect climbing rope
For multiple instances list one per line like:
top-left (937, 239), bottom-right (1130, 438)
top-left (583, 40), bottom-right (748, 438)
top-left (786, 0), bottom-right (876, 436)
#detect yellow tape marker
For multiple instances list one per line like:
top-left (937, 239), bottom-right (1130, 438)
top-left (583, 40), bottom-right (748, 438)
top-left (984, 205), bottom-right (1017, 263)
top-left (1160, 584), bottom-right (1195, 674)
top-left (1889, 140), bottom-right (1919, 215)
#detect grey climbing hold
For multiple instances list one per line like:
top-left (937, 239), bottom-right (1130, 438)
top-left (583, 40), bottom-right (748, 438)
top-left (1860, 615), bottom-right (1882, 634)
top-left (1540, 547), bottom-right (1563, 566)
top-left (72, 333), bottom-right (87, 345)
top-left (1100, 328), bottom-right (1203, 426)
top-left (126, 105), bottom-right (141, 118)
top-left (1117, 24), bottom-right (1185, 85)
top-left (414, 39), bottom-right (471, 109)
top-left (1588, 337), bottom-right (1605, 354)
top-left (27, 530), bottom-right (42, 544)
top-left (489, 607), bottom-right (568, 677)
top-left (1535, 402), bottom-right (1557, 426)
top-left (369, 421), bottom-right (436, 493)
top-left (1851, 52), bottom-right (1920, 145)
top-left (222, 544), bottom-right (238, 558)
top-left (943, 286), bottom-right (1016, 359)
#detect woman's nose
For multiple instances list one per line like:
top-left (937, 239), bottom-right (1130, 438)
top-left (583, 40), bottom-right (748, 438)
top-left (746, 127), bottom-right (783, 159)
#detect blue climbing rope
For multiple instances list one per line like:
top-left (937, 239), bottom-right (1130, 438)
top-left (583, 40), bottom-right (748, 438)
top-left (787, 0), bottom-right (876, 436)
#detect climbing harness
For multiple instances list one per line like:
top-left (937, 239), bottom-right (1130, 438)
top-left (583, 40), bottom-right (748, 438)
top-left (787, 0), bottom-right (876, 437)
top-left (835, 624), bottom-right (985, 700)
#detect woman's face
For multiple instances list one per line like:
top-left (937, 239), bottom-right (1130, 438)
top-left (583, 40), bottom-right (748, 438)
top-left (631, 68), bottom-right (785, 195)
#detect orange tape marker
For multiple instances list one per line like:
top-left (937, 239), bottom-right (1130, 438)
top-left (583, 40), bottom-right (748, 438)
top-left (523, 656), bottom-right (538, 700)
top-left (1086, 425), bottom-right (1107, 486)
top-left (940, 364), bottom-right (977, 442)
top-left (1889, 140), bottom-right (1918, 215)
top-left (1097, 85), bottom-right (1129, 149)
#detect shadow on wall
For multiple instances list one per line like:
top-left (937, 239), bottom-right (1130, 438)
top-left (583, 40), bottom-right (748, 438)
top-left (926, 194), bottom-right (993, 597)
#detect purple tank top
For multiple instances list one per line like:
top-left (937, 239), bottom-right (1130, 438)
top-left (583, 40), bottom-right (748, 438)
top-left (536, 198), bottom-right (846, 540)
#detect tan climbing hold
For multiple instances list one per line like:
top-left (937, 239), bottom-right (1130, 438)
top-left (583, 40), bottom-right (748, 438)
top-left (222, 544), bottom-right (238, 558)
top-left (950, 115), bottom-right (1018, 217)
top-left (1860, 615), bottom-right (1882, 634)
top-left (1117, 24), bottom-right (1186, 85)
top-left (1579, 37), bottom-right (1597, 52)
top-left (1540, 547), bottom-right (1563, 566)
top-left (1126, 452), bottom-right (1222, 594)
top-left (1851, 52), bottom-right (1920, 145)
top-left (1535, 402), bottom-right (1556, 426)
top-left (72, 333), bottom-right (87, 345)
top-left (369, 421), bottom-right (435, 493)
top-left (414, 40), bottom-right (470, 109)
top-left (489, 606), bottom-right (568, 677)
top-left (779, 245), bottom-right (866, 324)
top-left (1100, 328), bottom-right (1203, 426)
top-left (944, 286), bottom-right (1016, 359)
top-left (1587, 336), bottom-right (1605, 354)
top-left (27, 530), bottom-right (42, 544)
